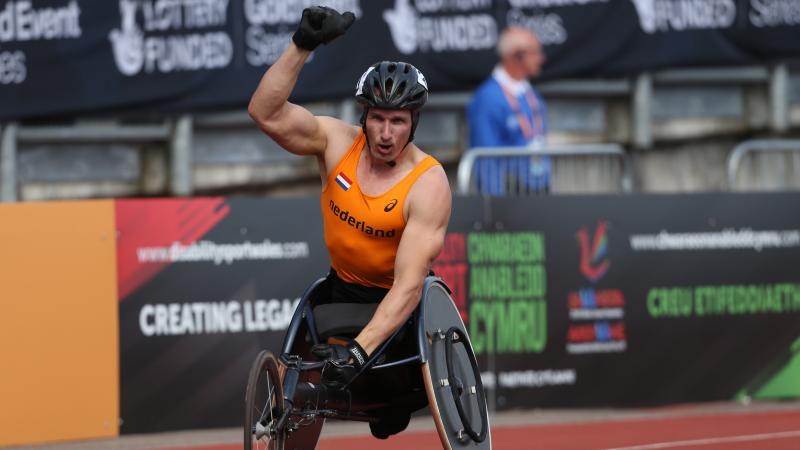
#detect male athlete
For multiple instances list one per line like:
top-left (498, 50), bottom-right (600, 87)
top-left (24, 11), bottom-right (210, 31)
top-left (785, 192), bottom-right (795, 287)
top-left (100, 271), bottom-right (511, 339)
top-left (248, 6), bottom-right (451, 438)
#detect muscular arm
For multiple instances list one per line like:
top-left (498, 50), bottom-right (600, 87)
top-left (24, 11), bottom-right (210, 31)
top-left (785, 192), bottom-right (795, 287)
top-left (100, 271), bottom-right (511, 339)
top-left (248, 43), bottom-right (328, 156)
top-left (354, 167), bottom-right (452, 354)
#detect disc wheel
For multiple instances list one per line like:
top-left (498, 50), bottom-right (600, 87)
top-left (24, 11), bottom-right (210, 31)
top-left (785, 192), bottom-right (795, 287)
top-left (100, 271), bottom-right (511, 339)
top-left (244, 350), bottom-right (285, 450)
top-left (421, 281), bottom-right (492, 449)
top-left (445, 327), bottom-right (488, 443)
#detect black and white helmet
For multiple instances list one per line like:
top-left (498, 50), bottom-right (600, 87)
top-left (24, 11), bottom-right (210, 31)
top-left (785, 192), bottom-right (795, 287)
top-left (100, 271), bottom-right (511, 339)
top-left (355, 61), bottom-right (428, 111)
top-left (355, 61), bottom-right (429, 142)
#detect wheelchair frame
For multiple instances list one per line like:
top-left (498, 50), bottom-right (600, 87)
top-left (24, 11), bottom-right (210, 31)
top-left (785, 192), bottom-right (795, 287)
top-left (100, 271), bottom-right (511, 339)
top-left (244, 276), bottom-right (491, 450)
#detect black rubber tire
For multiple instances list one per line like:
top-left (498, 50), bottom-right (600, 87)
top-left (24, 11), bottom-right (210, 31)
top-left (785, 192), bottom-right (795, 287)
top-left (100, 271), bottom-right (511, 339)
top-left (244, 350), bottom-right (285, 450)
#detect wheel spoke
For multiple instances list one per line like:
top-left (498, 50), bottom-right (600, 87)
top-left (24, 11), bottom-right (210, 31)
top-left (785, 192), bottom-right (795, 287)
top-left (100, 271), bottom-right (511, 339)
top-left (256, 385), bottom-right (275, 425)
top-left (254, 381), bottom-right (276, 440)
top-left (244, 351), bottom-right (283, 450)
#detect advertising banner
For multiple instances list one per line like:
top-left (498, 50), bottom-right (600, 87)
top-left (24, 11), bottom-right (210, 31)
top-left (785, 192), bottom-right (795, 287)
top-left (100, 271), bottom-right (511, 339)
top-left (2, 1), bottom-right (799, 120)
top-left (115, 193), bottom-right (800, 432)
top-left (480, 193), bottom-right (800, 409)
top-left (116, 197), bottom-right (328, 433)
top-left (431, 197), bottom-right (488, 322)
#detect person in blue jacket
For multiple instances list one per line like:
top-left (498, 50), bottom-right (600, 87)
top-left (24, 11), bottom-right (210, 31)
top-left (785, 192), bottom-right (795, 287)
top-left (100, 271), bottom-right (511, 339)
top-left (467, 26), bottom-right (550, 195)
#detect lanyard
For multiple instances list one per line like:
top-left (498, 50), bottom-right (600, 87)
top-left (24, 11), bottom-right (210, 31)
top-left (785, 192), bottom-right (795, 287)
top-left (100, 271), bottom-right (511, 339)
top-left (498, 82), bottom-right (544, 141)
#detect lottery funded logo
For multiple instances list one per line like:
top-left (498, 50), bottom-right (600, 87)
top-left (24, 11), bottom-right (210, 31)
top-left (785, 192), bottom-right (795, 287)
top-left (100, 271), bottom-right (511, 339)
top-left (382, 0), bottom-right (497, 55)
top-left (109, 0), bottom-right (233, 76)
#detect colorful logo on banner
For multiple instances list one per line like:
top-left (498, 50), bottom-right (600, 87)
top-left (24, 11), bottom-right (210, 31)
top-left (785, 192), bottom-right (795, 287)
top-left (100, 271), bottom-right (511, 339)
top-left (568, 221), bottom-right (627, 354)
top-left (577, 220), bottom-right (610, 283)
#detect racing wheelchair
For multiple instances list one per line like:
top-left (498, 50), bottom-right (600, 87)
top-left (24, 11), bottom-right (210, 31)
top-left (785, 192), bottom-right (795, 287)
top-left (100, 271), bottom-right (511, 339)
top-left (244, 275), bottom-right (492, 450)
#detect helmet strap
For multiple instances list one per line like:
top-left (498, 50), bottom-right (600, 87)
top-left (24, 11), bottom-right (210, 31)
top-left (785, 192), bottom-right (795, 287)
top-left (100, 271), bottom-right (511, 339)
top-left (361, 107), bottom-right (372, 160)
top-left (409, 110), bottom-right (420, 143)
top-left (359, 107), bottom-right (368, 130)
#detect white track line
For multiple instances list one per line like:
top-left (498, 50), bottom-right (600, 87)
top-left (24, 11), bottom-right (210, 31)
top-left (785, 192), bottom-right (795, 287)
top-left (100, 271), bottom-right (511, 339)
top-left (603, 430), bottom-right (800, 450)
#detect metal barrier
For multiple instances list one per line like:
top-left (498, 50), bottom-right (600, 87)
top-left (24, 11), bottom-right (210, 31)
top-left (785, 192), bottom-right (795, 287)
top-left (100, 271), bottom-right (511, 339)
top-left (726, 139), bottom-right (800, 191)
top-left (457, 144), bottom-right (633, 195)
top-left (0, 64), bottom-right (793, 201)
top-left (0, 117), bottom-right (191, 202)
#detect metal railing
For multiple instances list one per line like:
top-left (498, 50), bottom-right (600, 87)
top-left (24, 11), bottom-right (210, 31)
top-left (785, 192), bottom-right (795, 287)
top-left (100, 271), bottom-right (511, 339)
top-left (1, 64), bottom-right (795, 201)
top-left (457, 144), bottom-right (632, 195)
top-left (726, 139), bottom-right (800, 190)
top-left (0, 117), bottom-right (192, 202)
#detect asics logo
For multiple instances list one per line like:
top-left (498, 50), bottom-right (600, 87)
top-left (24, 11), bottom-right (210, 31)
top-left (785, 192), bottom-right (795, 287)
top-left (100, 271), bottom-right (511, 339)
top-left (384, 199), bottom-right (398, 212)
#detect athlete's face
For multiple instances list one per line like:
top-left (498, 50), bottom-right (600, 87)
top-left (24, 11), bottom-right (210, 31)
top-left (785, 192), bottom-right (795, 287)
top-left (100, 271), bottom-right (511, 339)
top-left (364, 108), bottom-right (413, 162)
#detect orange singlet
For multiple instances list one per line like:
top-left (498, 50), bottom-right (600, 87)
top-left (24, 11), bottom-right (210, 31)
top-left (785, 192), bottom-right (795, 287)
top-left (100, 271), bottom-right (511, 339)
top-left (321, 131), bottom-right (441, 289)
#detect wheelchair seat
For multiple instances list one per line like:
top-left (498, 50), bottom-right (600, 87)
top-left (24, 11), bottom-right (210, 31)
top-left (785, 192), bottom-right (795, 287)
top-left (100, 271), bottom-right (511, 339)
top-left (312, 302), bottom-right (378, 339)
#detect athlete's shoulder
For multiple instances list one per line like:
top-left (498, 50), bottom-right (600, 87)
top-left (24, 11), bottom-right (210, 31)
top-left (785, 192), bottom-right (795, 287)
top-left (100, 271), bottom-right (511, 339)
top-left (409, 144), bottom-right (441, 168)
top-left (410, 150), bottom-right (450, 199)
top-left (319, 117), bottom-right (361, 159)
top-left (406, 162), bottom-right (451, 227)
top-left (419, 161), bottom-right (448, 187)
top-left (318, 116), bottom-right (360, 142)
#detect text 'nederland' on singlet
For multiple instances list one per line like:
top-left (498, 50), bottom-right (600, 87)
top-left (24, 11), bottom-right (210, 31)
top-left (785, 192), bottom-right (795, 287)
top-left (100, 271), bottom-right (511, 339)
top-left (320, 130), bottom-right (441, 289)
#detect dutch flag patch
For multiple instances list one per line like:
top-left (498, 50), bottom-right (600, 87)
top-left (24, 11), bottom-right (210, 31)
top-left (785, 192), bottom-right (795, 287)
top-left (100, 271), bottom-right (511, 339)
top-left (335, 172), bottom-right (352, 191)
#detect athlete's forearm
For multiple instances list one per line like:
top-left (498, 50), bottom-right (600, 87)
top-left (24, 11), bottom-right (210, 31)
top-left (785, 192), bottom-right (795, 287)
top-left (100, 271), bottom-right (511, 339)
top-left (355, 281), bottom-right (423, 355)
top-left (248, 44), bottom-right (310, 127)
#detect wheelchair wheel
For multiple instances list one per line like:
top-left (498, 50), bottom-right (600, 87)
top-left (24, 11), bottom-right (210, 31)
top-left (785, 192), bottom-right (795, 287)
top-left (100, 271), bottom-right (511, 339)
top-left (445, 326), bottom-right (488, 443)
top-left (421, 280), bottom-right (492, 449)
top-left (244, 350), bottom-right (285, 450)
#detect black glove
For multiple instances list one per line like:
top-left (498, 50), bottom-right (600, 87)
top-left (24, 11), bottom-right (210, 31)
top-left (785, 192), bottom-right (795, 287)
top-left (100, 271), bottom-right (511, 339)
top-left (292, 6), bottom-right (355, 51)
top-left (312, 340), bottom-right (369, 389)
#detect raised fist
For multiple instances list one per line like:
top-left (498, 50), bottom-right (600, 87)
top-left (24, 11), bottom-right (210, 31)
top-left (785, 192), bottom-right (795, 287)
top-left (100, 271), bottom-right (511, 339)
top-left (292, 6), bottom-right (356, 51)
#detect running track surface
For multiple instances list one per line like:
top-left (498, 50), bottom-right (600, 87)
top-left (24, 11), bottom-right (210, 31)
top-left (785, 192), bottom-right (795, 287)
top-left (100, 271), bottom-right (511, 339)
top-left (158, 408), bottom-right (800, 450)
